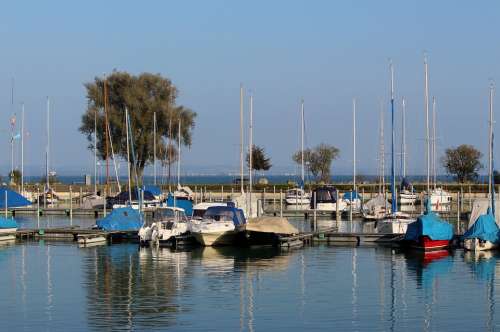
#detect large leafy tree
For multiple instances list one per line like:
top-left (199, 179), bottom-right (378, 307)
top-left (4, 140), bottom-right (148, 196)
top-left (79, 71), bottom-right (196, 181)
top-left (246, 145), bottom-right (272, 172)
top-left (293, 144), bottom-right (339, 183)
top-left (441, 144), bottom-right (482, 183)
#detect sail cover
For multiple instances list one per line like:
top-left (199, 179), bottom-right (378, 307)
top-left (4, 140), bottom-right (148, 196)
top-left (96, 207), bottom-right (143, 231)
top-left (0, 187), bottom-right (31, 208)
top-left (468, 199), bottom-right (500, 228)
top-left (464, 210), bottom-right (499, 243)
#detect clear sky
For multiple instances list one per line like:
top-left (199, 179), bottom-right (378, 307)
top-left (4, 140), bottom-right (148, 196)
top-left (0, 0), bottom-right (499, 177)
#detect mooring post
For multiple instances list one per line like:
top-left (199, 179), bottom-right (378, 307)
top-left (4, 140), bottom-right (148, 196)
top-left (457, 191), bottom-right (461, 234)
top-left (336, 190), bottom-right (340, 222)
top-left (468, 185), bottom-right (472, 211)
top-left (37, 187), bottom-right (40, 228)
top-left (263, 188), bottom-right (266, 211)
top-left (460, 187), bottom-right (464, 213)
top-left (279, 189), bottom-right (283, 218)
top-left (5, 190), bottom-right (8, 218)
top-left (221, 185), bottom-right (224, 202)
top-left (43, 189), bottom-right (47, 209)
top-left (103, 190), bottom-right (107, 217)
top-left (79, 187), bottom-right (83, 207)
top-left (313, 192), bottom-right (317, 223)
top-left (231, 187), bottom-right (234, 200)
top-left (273, 186), bottom-right (276, 209)
top-left (70, 186), bottom-right (73, 225)
top-left (194, 185), bottom-right (198, 204)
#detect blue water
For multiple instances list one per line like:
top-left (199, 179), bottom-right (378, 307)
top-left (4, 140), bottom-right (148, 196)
top-left (1, 216), bottom-right (499, 331)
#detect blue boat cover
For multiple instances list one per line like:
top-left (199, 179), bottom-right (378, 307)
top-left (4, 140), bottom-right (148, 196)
top-left (0, 187), bottom-right (31, 208)
top-left (343, 191), bottom-right (361, 200)
top-left (144, 185), bottom-right (162, 197)
top-left (400, 177), bottom-right (412, 191)
top-left (463, 209), bottom-right (500, 243)
top-left (405, 200), bottom-right (454, 241)
top-left (166, 193), bottom-right (193, 216)
top-left (96, 207), bottom-right (143, 231)
top-left (0, 216), bottom-right (17, 229)
top-left (203, 206), bottom-right (246, 226)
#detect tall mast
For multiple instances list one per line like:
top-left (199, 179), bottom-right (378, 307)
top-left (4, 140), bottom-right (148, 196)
top-left (489, 82), bottom-right (495, 214)
top-left (240, 84), bottom-right (244, 193)
top-left (379, 100), bottom-right (385, 195)
top-left (94, 108), bottom-right (97, 194)
top-left (103, 76), bottom-right (110, 193)
top-left (125, 108), bottom-right (132, 204)
top-left (249, 93), bottom-right (254, 216)
top-left (21, 103), bottom-right (25, 194)
top-left (401, 97), bottom-right (406, 179)
top-left (46, 97), bottom-right (50, 190)
top-left (10, 78), bottom-right (14, 180)
top-left (177, 120), bottom-right (181, 188)
top-left (432, 97), bottom-right (437, 189)
top-left (390, 60), bottom-right (396, 213)
top-left (301, 99), bottom-right (305, 187)
top-left (353, 98), bottom-right (356, 191)
top-left (153, 111), bottom-right (157, 185)
top-left (424, 54), bottom-right (431, 194)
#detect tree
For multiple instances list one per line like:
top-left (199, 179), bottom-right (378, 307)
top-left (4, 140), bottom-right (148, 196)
top-left (79, 71), bottom-right (196, 181)
top-left (441, 144), bottom-right (482, 183)
top-left (246, 145), bottom-right (272, 172)
top-left (293, 144), bottom-right (340, 183)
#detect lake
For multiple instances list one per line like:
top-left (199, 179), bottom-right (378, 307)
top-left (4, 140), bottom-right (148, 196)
top-left (0, 216), bottom-right (497, 331)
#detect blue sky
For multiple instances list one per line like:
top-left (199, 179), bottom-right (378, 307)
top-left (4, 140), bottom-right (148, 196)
top-left (0, 0), bottom-right (499, 176)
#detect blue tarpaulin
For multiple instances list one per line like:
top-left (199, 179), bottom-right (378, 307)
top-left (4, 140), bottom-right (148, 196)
top-left (144, 185), bottom-right (162, 197)
top-left (96, 207), bottom-right (143, 231)
top-left (0, 216), bottom-right (17, 229)
top-left (463, 210), bottom-right (499, 243)
top-left (0, 187), bottom-right (31, 208)
top-left (166, 193), bottom-right (193, 216)
top-left (343, 191), bottom-right (361, 201)
top-left (405, 200), bottom-right (454, 241)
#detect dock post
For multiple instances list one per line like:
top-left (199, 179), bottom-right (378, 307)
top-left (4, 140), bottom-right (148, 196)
top-left (336, 190), bottom-right (340, 223)
top-left (5, 190), bottom-right (8, 218)
top-left (70, 186), bottom-right (73, 225)
top-left (194, 185), bottom-right (198, 204)
top-left (231, 187), bottom-right (234, 200)
top-left (273, 186), bottom-right (276, 209)
top-left (279, 190), bottom-right (283, 218)
top-left (313, 192), bottom-right (317, 224)
top-left (37, 187), bottom-right (40, 228)
top-left (221, 185), bottom-right (224, 202)
top-left (43, 189), bottom-right (47, 209)
top-left (80, 187), bottom-right (83, 207)
top-left (460, 187), bottom-right (464, 213)
top-left (263, 188), bottom-right (266, 211)
top-left (103, 190), bottom-right (107, 217)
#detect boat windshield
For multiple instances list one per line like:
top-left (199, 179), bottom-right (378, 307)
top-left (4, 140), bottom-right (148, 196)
top-left (156, 208), bottom-right (187, 221)
top-left (204, 210), bottom-right (235, 222)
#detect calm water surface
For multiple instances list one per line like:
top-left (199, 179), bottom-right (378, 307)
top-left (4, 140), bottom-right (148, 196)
top-left (0, 216), bottom-right (498, 331)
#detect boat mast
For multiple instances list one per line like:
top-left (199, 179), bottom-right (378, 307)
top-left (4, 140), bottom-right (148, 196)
top-left (240, 84), bottom-right (244, 194)
top-left (21, 103), bottom-right (24, 194)
top-left (424, 54), bottom-right (431, 194)
top-left (489, 82), bottom-right (495, 214)
top-left (177, 120), bottom-right (181, 188)
top-left (301, 99), bottom-right (305, 188)
top-left (390, 61), bottom-right (396, 213)
top-left (94, 107), bottom-right (97, 194)
top-left (379, 100), bottom-right (385, 195)
top-left (432, 97), bottom-right (437, 189)
top-left (103, 76), bottom-right (110, 194)
top-left (249, 93), bottom-right (254, 216)
top-left (353, 98), bottom-right (356, 192)
top-left (153, 111), bottom-right (157, 186)
top-left (125, 108), bottom-right (132, 204)
top-left (401, 97), bottom-right (406, 179)
top-left (46, 97), bottom-right (50, 191)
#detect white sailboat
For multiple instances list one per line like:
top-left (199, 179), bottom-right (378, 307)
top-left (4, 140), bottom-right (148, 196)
top-left (377, 61), bottom-right (415, 234)
top-left (464, 83), bottom-right (498, 251)
top-left (286, 99), bottom-right (310, 206)
top-left (428, 97), bottom-right (452, 207)
top-left (399, 97), bottom-right (417, 205)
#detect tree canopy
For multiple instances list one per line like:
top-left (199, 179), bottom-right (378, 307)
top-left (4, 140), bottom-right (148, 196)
top-left (79, 71), bottom-right (196, 179)
top-left (293, 144), bottom-right (339, 183)
top-left (247, 145), bottom-right (272, 172)
top-left (441, 144), bottom-right (482, 183)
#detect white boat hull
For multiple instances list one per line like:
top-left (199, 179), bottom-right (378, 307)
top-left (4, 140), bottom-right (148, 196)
top-left (377, 215), bottom-right (415, 234)
top-left (315, 202), bottom-right (347, 212)
top-left (192, 230), bottom-right (240, 246)
top-left (0, 228), bottom-right (17, 235)
top-left (464, 238), bottom-right (497, 251)
top-left (399, 193), bottom-right (417, 205)
top-left (285, 197), bottom-right (310, 205)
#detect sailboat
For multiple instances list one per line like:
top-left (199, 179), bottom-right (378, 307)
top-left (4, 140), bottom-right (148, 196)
top-left (464, 83), bottom-right (500, 251)
top-left (403, 55), bottom-right (454, 251)
top-left (344, 98), bottom-right (362, 211)
top-left (285, 99), bottom-right (310, 205)
top-left (398, 97), bottom-right (417, 205)
top-left (376, 61), bottom-right (416, 234)
top-left (428, 97), bottom-right (452, 208)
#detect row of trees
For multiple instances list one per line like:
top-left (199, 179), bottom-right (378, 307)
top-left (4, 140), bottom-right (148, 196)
top-left (79, 71), bottom-right (487, 184)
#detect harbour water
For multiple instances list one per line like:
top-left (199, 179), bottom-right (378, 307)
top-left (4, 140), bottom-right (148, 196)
top-left (1, 216), bottom-right (499, 331)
